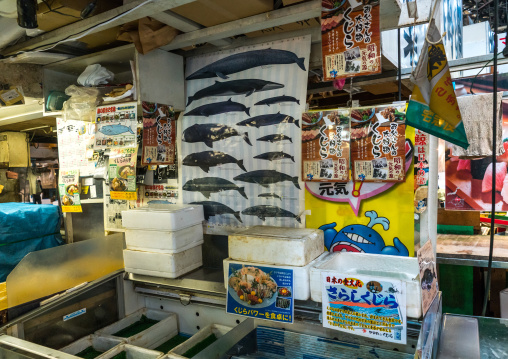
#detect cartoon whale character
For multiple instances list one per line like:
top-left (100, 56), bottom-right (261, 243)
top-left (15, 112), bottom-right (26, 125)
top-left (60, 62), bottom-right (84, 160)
top-left (319, 211), bottom-right (409, 256)
top-left (98, 124), bottom-right (134, 136)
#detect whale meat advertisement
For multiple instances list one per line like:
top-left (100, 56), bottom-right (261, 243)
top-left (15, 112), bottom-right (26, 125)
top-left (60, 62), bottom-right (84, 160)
top-left (94, 102), bottom-right (137, 150)
top-left (141, 102), bottom-right (176, 166)
top-left (180, 36), bottom-right (311, 235)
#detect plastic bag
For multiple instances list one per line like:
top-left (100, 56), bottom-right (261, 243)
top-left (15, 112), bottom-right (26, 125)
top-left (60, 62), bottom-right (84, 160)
top-left (63, 85), bottom-right (100, 122)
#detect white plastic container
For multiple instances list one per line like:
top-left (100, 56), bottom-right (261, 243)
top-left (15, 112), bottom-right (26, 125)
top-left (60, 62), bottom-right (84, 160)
top-left (124, 245), bottom-right (203, 279)
top-left (99, 344), bottom-right (163, 359)
top-left (95, 308), bottom-right (177, 348)
top-left (309, 252), bottom-right (422, 318)
top-left (59, 335), bottom-right (124, 357)
top-left (167, 324), bottom-right (232, 359)
top-left (125, 224), bottom-right (204, 254)
top-left (223, 253), bottom-right (329, 301)
top-left (122, 204), bottom-right (204, 231)
top-left (228, 226), bottom-right (324, 266)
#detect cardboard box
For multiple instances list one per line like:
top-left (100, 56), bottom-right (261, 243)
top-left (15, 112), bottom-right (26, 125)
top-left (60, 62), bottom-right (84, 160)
top-left (0, 132), bottom-right (28, 168)
top-left (172, 0), bottom-right (273, 27)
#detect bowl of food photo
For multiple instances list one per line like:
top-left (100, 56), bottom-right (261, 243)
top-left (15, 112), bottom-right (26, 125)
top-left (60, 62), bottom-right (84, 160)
top-left (110, 177), bottom-right (127, 191)
top-left (228, 266), bottom-right (278, 308)
top-left (351, 108), bottom-right (375, 123)
top-left (118, 165), bottom-right (135, 179)
top-left (66, 184), bottom-right (79, 196)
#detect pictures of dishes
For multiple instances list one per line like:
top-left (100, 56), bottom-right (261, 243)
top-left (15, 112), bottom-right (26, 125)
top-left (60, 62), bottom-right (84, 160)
top-left (95, 102), bottom-right (137, 150)
top-left (181, 37), bottom-right (310, 233)
top-left (109, 147), bottom-right (137, 200)
top-left (228, 266), bottom-right (277, 306)
top-left (58, 169), bottom-right (82, 213)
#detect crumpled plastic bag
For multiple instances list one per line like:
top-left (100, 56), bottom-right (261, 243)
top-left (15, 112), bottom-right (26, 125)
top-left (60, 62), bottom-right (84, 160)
top-left (117, 17), bottom-right (179, 54)
top-left (77, 64), bottom-right (114, 87)
top-left (63, 85), bottom-right (100, 122)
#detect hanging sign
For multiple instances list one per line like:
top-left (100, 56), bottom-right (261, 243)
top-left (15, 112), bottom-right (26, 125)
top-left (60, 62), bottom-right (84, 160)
top-left (351, 105), bottom-right (407, 182)
top-left (58, 169), bottom-right (82, 213)
top-left (94, 102), bottom-right (137, 150)
top-left (321, 0), bottom-right (381, 81)
top-left (141, 102), bottom-right (176, 166)
top-left (322, 272), bottom-right (406, 344)
top-left (414, 129), bottom-right (429, 213)
top-left (109, 147), bottom-right (137, 200)
top-left (226, 263), bottom-right (294, 324)
top-left (302, 110), bottom-right (350, 182)
top-left (417, 241), bottom-right (438, 317)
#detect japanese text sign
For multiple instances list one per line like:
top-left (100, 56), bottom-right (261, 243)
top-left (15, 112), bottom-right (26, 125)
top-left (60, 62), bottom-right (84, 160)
top-left (58, 169), bottom-right (82, 213)
top-left (109, 147), bottom-right (137, 200)
top-left (321, 0), bottom-right (381, 81)
top-left (227, 263), bottom-right (294, 323)
top-left (94, 102), bottom-right (137, 150)
top-left (141, 102), bottom-right (176, 166)
top-left (321, 272), bottom-right (406, 344)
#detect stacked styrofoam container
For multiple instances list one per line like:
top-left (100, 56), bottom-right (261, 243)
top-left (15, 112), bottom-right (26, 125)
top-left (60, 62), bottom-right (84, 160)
top-left (122, 204), bottom-right (204, 278)
top-left (224, 226), bottom-right (326, 301)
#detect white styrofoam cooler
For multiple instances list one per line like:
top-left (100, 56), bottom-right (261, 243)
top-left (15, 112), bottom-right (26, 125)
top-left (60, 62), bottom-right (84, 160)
top-left (223, 253), bottom-right (328, 301)
top-left (122, 204), bottom-right (204, 231)
top-left (95, 308), bottom-right (177, 348)
top-left (125, 224), bottom-right (204, 254)
top-left (124, 245), bottom-right (203, 279)
top-left (59, 335), bottom-right (124, 357)
top-left (167, 324), bottom-right (232, 359)
top-left (99, 344), bottom-right (163, 359)
top-left (228, 226), bottom-right (324, 266)
top-left (309, 252), bottom-right (422, 319)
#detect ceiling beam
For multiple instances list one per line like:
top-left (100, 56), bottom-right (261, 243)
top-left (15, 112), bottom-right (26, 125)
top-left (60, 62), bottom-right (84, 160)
top-left (150, 10), bottom-right (232, 47)
top-left (1, 0), bottom-right (196, 56)
top-left (160, 0), bottom-right (321, 51)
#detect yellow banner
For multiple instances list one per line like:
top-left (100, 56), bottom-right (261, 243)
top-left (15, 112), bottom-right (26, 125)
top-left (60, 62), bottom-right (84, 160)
top-left (110, 191), bottom-right (137, 201)
top-left (62, 205), bottom-right (82, 213)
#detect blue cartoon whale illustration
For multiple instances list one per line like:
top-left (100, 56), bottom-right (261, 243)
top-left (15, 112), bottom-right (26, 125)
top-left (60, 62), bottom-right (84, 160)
top-left (319, 211), bottom-right (409, 256)
top-left (98, 124), bottom-right (134, 136)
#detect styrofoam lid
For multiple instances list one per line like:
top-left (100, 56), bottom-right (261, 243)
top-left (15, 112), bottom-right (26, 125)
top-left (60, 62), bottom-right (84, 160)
top-left (232, 226), bottom-right (321, 240)
top-left (125, 204), bottom-right (202, 213)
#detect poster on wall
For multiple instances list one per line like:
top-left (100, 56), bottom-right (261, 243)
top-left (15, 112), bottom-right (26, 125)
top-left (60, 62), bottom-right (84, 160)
top-left (141, 102), bottom-right (176, 166)
top-left (108, 147), bottom-right (137, 200)
top-left (57, 119), bottom-right (96, 175)
top-left (181, 36), bottom-right (311, 235)
top-left (321, 0), bottom-right (381, 81)
top-left (226, 263), bottom-right (294, 324)
top-left (322, 273), bottom-right (406, 344)
top-left (305, 126), bottom-right (414, 257)
top-left (351, 105), bottom-right (407, 182)
top-left (417, 241), bottom-right (438, 317)
top-left (414, 129), bottom-right (429, 213)
top-left (58, 169), bottom-right (82, 213)
top-left (302, 110), bottom-right (350, 182)
top-left (94, 102), bottom-right (137, 150)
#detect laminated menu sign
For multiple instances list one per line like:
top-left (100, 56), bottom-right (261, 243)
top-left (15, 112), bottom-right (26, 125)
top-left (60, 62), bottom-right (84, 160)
top-left (226, 263), bottom-right (294, 324)
top-left (351, 105), bottom-right (407, 182)
top-left (141, 102), bottom-right (176, 165)
top-left (109, 147), bottom-right (137, 200)
top-left (302, 110), bottom-right (350, 182)
top-left (322, 273), bottom-right (406, 344)
top-left (94, 102), bottom-right (137, 150)
top-left (58, 169), bottom-right (82, 213)
top-left (321, 0), bottom-right (381, 81)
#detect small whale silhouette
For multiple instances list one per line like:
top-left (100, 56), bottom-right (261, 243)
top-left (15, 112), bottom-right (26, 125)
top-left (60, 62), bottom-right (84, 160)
top-left (98, 124), bottom-right (134, 136)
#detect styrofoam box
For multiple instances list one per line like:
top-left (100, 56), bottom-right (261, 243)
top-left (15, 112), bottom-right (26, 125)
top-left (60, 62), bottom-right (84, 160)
top-left (122, 204), bottom-right (204, 231)
top-left (229, 226), bottom-right (324, 266)
top-left (95, 308), bottom-right (177, 348)
top-left (223, 253), bottom-right (329, 301)
top-left (99, 344), bottom-right (163, 359)
top-left (59, 335), bottom-right (124, 357)
top-left (309, 252), bottom-right (422, 319)
top-left (125, 224), bottom-right (204, 254)
top-left (167, 324), bottom-right (232, 359)
top-left (124, 245), bottom-right (202, 279)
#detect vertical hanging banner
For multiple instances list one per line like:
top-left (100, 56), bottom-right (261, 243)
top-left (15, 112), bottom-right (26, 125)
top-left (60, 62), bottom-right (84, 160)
top-left (109, 147), bottom-right (138, 200)
top-left (181, 36), bottom-right (310, 235)
top-left (141, 102), bottom-right (176, 166)
top-left (321, 0), bottom-right (381, 81)
top-left (417, 241), bottom-right (438, 317)
top-left (414, 129), bottom-right (429, 213)
top-left (58, 169), bottom-right (82, 213)
top-left (322, 273), bottom-right (406, 344)
top-left (302, 110), bottom-right (350, 182)
top-left (94, 102), bottom-right (137, 150)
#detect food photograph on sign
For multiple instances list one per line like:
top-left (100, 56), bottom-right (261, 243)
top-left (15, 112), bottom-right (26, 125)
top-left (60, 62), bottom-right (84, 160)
top-left (351, 105), bottom-right (407, 182)
top-left (302, 110), bottom-right (350, 182)
top-left (321, 0), bottom-right (381, 80)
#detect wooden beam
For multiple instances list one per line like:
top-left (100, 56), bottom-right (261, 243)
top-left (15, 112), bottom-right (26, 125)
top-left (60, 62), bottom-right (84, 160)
top-left (160, 0), bottom-right (321, 51)
top-left (150, 10), bottom-right (231, 47)
top-left (1, 0), bottom-right (196, 56)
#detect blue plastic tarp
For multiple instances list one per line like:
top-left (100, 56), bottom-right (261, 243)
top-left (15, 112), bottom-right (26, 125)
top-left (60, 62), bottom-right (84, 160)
top-left (0, 203), bottom-right (63, 282)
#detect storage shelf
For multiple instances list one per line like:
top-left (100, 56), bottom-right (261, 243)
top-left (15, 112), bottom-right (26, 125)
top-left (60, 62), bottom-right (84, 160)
top-left (81, 198), bottom-right (104, 204)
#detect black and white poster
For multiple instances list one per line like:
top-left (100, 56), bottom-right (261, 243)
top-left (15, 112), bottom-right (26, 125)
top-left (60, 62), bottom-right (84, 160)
top-left (180, 36), bottom-right (311, 234)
